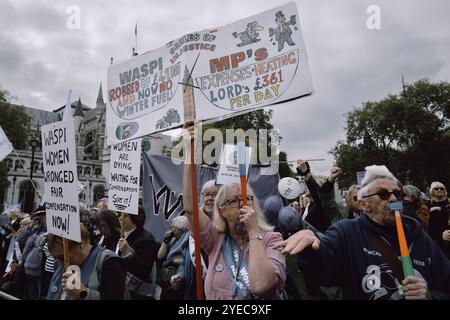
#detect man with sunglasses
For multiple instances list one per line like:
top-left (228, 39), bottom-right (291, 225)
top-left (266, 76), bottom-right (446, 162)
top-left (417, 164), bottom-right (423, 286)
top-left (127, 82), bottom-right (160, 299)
top-left (276, 165), bottom-right (450, 300)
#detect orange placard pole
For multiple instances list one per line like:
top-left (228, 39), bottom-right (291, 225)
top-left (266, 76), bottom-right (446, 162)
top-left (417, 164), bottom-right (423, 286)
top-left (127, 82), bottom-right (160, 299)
top-left (190, 139), bottom-right (204, 300)
top-left (237, 142), bottom-right (247, 206)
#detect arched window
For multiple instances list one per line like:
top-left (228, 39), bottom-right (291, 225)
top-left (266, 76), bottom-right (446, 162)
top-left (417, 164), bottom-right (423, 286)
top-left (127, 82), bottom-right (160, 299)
top-left (34, 161), bottom-right (40, 174)
top-left (15, 161), bottom-right (23, 171)
top-left (18, 180), bottom-right (37, 213)
top-left (84, 167), bottom-right (91, 176)
top-left (95, 168), bottom-right (102, 177)
top-left (93, 185), bottom-right (105, 205)
top-left (78, 166), bottom-right (83, 177)
top-left (5, 158), bottom-right (13, 171)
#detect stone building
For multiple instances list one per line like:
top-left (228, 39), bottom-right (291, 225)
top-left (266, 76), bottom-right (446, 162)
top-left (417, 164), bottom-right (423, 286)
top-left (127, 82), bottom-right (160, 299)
top-left (2, 84), bottom-right (173, 213)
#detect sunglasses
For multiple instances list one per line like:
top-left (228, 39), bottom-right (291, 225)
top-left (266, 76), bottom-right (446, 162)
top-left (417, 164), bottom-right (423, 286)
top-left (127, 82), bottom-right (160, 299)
top-left (434, 187), bottom-right (445, 191)
top-left (362, 188), bottom-right (403, 201)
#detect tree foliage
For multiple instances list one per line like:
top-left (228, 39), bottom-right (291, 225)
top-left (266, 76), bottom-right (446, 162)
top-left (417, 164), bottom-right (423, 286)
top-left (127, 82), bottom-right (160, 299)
top-left (0, 87), bottom-right (31, 207)
top-left (173, 109), bottom-right (293, 176)
top-left (331, 79), bottom-right (450, 191)
top-left (0, 87), bottom-right (30, 150)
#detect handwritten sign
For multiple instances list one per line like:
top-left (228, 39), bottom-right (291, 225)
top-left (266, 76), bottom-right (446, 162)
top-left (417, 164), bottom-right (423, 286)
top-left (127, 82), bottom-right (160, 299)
top-left (108, 139), bottom-right (141, 214)
top-left (356, 171), bottom-right (366, 186)
top-left (216, 144), bottom-right (252, 185)
top-left (78, 180), bottom-right (91, 206)
top-left (106, 2), bottom-right (312, 144)
top-left (41, 120), bottom-right (80, 242)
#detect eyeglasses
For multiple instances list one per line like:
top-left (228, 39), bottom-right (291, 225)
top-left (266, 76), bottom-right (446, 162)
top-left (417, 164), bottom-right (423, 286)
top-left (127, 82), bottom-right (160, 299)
top-left (202, 192), bottom-right (218, 198)
top-left (434, 187), bottom-right (445, 191)
top-left (362, 188), bottom-right (403, 201)
top-left (221, 196), bottom-right (254, 208)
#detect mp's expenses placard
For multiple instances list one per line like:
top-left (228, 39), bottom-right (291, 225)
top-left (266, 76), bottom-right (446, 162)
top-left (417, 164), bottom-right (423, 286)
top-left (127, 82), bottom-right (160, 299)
top-left (108, 139), bottom-right (141, 214)
top-left (107, 2), bottom-right (312, 144)
top-left (41, 120), bottom-right (80, 242)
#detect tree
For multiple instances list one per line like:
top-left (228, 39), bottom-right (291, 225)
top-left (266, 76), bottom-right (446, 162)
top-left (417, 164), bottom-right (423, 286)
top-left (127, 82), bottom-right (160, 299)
top-left (278, 151), bottom-right (294, 178)
top-left (173, 109), bottom-right (293, 176)
top-left (0, 87), bottom-right (30, 149)
top-left (0, 86), bottom-right (31, 210)
top-left (331, 79), bottom-right (450, 191)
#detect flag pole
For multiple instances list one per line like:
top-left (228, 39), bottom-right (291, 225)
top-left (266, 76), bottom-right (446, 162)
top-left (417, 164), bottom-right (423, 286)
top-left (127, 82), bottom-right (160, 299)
top-left (135, 22), bottom-right (138, 55)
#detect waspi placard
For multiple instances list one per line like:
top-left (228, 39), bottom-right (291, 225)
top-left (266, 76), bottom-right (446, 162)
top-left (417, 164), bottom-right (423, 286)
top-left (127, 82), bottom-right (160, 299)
top-left (41, 120), bottom-right (80, 242)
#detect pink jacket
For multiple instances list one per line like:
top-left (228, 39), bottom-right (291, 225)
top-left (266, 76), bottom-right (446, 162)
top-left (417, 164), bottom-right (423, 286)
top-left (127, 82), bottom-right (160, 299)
top-left (200, 217), bottom-right (286, 300)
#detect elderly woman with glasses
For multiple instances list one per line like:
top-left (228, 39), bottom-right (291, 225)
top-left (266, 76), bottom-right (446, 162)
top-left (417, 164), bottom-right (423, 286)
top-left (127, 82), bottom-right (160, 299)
top-left (426, 182), bottom-right (450, 258)
top-left (182, 120), bottom-right (286, 300)
top-left (277, 165), bottom-right (450, 300)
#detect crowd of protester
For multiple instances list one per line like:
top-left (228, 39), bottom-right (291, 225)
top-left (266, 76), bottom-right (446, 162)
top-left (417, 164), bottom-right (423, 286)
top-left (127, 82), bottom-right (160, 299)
top-left (0, 122), bottom-right (449, 300)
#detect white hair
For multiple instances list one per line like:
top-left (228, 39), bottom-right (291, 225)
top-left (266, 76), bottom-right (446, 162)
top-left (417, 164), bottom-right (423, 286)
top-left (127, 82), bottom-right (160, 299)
top-left (21, 217), bottom-right (31, 226)
top-left (200, 180), bottom-right (220, 203)
top-left (201, 180), bottom-right (217, 194)
top-left (9, 208), bottom-right (22, 220)
top-left (430, 181), bottom-right (447, 198)
top-left (171, 215), bottom-right (190, 231)
top-left (358, 165), bottom-right (400, 200)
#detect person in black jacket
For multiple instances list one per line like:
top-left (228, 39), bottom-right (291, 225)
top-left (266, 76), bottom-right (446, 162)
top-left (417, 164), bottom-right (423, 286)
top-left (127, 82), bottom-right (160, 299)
top-left (94, 210), bottom-right (120, 251)
top-left (426, 181), bottom-right (450, 258)
top-left (277, 165), bottom-right (450, 300)
top-left (297, 160), bottom-right (347, 232)
top-left (116, 207), bottom-right (159, 300)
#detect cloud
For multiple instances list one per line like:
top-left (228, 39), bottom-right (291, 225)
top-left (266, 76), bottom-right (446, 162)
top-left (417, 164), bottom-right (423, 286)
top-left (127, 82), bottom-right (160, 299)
top-left (0, 0), bottom-right (449, 177)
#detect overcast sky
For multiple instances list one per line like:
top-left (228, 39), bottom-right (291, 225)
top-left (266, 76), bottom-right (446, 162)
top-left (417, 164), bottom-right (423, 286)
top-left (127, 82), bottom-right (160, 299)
top-left (1, 0), bottom-right (449, 176)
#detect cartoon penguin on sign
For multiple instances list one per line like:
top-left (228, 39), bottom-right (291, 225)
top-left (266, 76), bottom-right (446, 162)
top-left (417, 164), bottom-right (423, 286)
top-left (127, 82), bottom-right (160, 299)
top-left (232, 21), bottom-right (264, 47)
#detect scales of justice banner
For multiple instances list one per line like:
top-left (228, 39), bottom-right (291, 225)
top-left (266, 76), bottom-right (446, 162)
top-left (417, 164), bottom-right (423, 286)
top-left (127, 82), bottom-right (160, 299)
top-left (106, 2), bottom-right (313, 145)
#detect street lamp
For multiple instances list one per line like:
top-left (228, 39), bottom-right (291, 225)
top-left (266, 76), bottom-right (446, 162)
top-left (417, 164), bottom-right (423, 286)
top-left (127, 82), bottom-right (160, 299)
top-left (29, 138), bottom-right (39, 181)
top-left (89, 180), bottom-right (92, 207)
top-left (11, 176), bottom-right (17, 203)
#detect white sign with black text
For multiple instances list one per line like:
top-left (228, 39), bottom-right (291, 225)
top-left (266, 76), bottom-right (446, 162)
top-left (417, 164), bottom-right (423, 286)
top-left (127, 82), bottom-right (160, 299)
top-left (108, 139), bottom-right (141, 215)
top-left (216, 144), bottom-right (252, 185)
top-left (41, 120), bottom-right (80, 242)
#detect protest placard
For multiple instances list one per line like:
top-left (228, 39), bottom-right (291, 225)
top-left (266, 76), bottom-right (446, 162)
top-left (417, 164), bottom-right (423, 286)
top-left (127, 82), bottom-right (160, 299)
top-left (356, 171), bottom-right (366, 186)
top-left (216, 144), bottom-right (252, 185)
top-left (41, 120), bottom-right (80, 242)
top-left (108, 139), bottom-right (142, 214)
top-left (106, 2), bottom-right (312, 143)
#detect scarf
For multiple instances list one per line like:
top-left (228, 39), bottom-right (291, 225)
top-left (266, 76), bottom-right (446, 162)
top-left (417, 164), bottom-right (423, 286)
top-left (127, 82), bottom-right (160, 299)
top-left (221, 234), bottom-right (255, 300)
